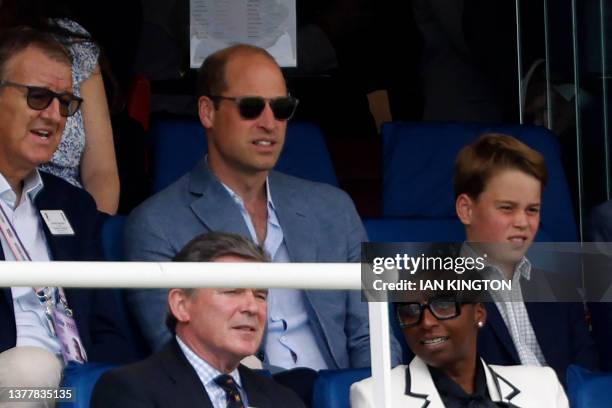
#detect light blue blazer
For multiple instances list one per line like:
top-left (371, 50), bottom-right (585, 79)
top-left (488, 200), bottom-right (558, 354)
top-left (124, 159), bottom-right (401, 369)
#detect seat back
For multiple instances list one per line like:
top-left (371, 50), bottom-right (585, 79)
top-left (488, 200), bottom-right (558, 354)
top-left (312, 368), bottom-right (371, 408)
top-left (150, 120), bottom-right (338, 192)
top-left (100, 215), bottom-right (152, 358)
top-left (101, 215), bottom-right (127, 261)
top-left (363, 217), bottom-right (466, 243)
top-left (151, 119), bottom-right (205, 193)
top-left (567, 364), bottom-right (612, 407)
top-left (58, 362), bottom-right (117, 408)
top-left (381, 122), bottom-right (576, 241)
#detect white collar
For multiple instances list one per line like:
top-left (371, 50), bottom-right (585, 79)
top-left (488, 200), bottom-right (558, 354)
top-left (0, 169), bottom-right (44, 209)
top-left (405, 356), bottom-right (521, 406)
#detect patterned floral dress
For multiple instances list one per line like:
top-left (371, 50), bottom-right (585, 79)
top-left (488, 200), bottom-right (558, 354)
top-left (39, 19), bottom-right (100, 188)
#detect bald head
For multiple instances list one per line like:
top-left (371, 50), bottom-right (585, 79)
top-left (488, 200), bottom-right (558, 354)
top-left (196, 44), bottom-right (281, 99)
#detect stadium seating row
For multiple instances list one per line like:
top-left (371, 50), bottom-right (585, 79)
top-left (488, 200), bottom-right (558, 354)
top-left (59, 359), bottom-right (612, 408)
top-left (151, 120), bottom-right (577, 241)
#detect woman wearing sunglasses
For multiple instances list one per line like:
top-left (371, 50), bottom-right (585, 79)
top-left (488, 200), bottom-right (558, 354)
top-left (351, 279), bottom-right (568, 407)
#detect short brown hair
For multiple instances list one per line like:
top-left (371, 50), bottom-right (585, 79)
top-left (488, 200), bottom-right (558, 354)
top-left (0, 26), bottom-right (71, 80)
top-left (196, 43), bottom-right (278, 100)
top-left (165, 232), bottom-right (269, 334)
top-left (453, 133), bottom-right (548, 200)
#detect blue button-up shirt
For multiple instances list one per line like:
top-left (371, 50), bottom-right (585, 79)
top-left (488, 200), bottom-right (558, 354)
top-left (220, 177), bottom-right (328, 370)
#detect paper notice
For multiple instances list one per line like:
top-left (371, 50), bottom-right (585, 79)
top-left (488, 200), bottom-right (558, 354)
top-left (190, 0), bottom-right (297, 68)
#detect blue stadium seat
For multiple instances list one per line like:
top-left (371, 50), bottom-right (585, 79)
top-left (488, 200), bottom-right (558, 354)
top-left (312, 368), bottom-right (371, 408)
top-left (57, 363), bottom-right (272, 408)
top-left (567, 364), bottom-right (612, 407)
top-left (151, 119), bottom-right (337, 192)
top-left (381, 122), bottom-right (577, 241)
top-left (150, 119), bottom-right (205, 193)
top-left (363, 216), bottom-right (552, 244)
top-left (363, 217), bottom-right (466, 242)
top-left (276, 122), bottom-right (338, 187)
top-left (101, 215), bottom-right (127, 261)
top-left (58, 362), bottom-right (116, 408)
top-left (100, 215), bottom-right (151, 359)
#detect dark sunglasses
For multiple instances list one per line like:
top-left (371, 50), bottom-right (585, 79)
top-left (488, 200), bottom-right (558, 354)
top-left (0, 80), bottom-right (83, 117)
top-left (209, 95), bottom-right (298, 121)
top-left (396, 298), bottom-right (466, 328)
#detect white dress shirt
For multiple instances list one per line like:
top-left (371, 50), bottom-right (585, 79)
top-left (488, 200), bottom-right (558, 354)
top-left (0, 171), bottom-right (62, 357)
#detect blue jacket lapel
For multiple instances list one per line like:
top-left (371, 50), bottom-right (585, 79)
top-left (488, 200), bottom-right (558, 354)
top-left (268, 173), bottom-right (341, 367)
top-left (187, 164), bottom-right (317, 259)
top-left (187, 160), bottom-right (252, 238)
top-left (268, 172), bottom-right (316, 262)
top-left (523, 271), bottom-right (567, 376)
top-left (482, 303), bottom-right (520, 363)
top-left (524, 302), bottom-right (562, 371)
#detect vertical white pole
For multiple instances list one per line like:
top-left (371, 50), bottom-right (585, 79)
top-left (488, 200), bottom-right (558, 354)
top-left (571, 0), bottom-right (585, 241)
top-left (544, 0), bottom-right (553, 129)
top-left (516, 0), bottom-right (524, 123)
top-left (368, 302), bottom-right (393, 408)
top-left (600, 0), bottom-right (611, 199)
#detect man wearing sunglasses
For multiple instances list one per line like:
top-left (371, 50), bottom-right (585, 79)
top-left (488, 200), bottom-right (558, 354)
top-left (0, 28), bottom-right (134, 394)
top-left (126, 44), bottom-right (398, 391)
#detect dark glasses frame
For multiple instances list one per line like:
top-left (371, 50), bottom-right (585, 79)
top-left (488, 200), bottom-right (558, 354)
top-left (208, 95), bottom-right (299, 121)
top-left (0, 80), bottom-right (83, 117)
top-left (396, 298), bottom-right (467, 328)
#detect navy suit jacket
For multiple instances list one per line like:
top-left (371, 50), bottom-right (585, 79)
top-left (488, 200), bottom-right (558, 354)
top-left (125, 159), bottom-right (402, 369)
top-left (477, 269), bottom-right (599, 383)
top-left (91, 339), bottom-right (305, 408)
top-left (0, 171), bottom-right (133, 364)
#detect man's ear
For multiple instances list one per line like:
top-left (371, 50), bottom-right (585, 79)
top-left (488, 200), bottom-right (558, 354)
top-left (168, 289), bottom-right (192, 324)
top-left (198, 96), bottom-right (215, 129)
top-left (456, 193), bottom-right (474, 226)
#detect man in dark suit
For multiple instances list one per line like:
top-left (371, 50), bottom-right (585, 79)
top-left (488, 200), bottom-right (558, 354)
top-left (0, 27), bottom-right (132, 391)
top-left (454, 133), bottom-right (598, 382)
top-left (92, 232), bottom-right (305, 408)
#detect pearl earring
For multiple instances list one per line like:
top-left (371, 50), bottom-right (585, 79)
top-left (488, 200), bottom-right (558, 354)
top-left (477, 321), bottom-right (484, 328)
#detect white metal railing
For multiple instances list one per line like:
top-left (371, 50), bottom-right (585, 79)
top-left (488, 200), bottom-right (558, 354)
top-left (0, 262), bottom-right (360, 289)
top-left (0, 261), bottom-right (393, 407)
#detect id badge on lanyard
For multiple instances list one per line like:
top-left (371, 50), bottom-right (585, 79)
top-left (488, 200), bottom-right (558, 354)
top-left (35, 287), bottom-right (88, 364)
top-left (0, 203), bottom-right (87, 364)
top-left (51, 288), bottom-right (87, 363)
